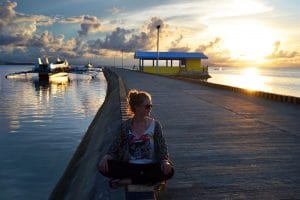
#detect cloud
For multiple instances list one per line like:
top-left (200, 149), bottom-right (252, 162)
top-left (195, 38), bottom-right (232, 66)
top-left (0, 34), bottom-right (27, 46)
top-left (196, 37), bottom-right (221, 52)
top-left (1, 1), bottom-right (156, 62)
top-left (88, 17), bottom-right (167, 53)
top-left (110, 6), bottom-right (124, 15)
top-left (168, 46), bottom-right (191, 52)
top-left (89, 27), bottom-right (147, 52)
top-left (146, 17), bottom-right (165, 33)
top-left (266, 41), bottom-right (299, 59)
top-left (77, 15), bottom-right (102, 37)
top-left (60, 16), bottom-right (84, 24)
top-left (0, 1), bottom-right (17, 20)
top-left (168, 35), bottom-right (191, 52)
top-left (0, 1), bottom-right (54, 47)
top-left (30, 31), bottom-right (64, 48)
top-left (171, 35), bottom-right (183, 46)
top-left (59, 15), bottom-right (104, 37)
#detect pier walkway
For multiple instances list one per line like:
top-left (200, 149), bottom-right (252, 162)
top-left (112, 68), bottom-right (300, 199)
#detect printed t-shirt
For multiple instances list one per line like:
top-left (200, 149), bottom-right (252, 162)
top-left (128, 120), bottom-right (156, 164)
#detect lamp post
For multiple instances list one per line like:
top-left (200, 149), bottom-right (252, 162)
top-left (156, 25), bottom-right (160, 73)
top-left (114, 55), bottom-right (116, 67)
top-left (121, 49), bottom-right (124, 69)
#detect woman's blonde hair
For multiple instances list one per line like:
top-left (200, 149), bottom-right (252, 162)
top-left (127, 89), bottom-right (152, 115)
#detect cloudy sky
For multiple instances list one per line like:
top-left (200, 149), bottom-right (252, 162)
top-left (0, 0), bottom-right (299, 67)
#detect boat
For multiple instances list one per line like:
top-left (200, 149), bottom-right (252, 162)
top-left (85, 62), bottom-right (93, 68)
top-left (50, 58), bottom-right (70, 72)
top-left (84, 59), bottom-right (93, 68)
top-left (34, 57), bottom-right (70, 79)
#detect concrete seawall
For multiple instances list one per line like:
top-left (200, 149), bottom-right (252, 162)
top-left (49, 68), bottom-right (126, 200)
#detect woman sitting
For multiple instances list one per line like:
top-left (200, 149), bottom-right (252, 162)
top-left (98, 89), bottom-right (174, 189)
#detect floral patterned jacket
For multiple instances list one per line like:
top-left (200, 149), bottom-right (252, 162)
top-left (107, 118), bottom-right (170, 163)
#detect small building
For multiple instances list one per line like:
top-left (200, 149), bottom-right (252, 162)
top-left (134, 51), bottom-right (208, 74)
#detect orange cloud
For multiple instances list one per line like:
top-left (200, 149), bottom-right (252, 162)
top-left (195, 38), bottom-right (232, 66)
top-left (266, 41), bottom-right (299, 59)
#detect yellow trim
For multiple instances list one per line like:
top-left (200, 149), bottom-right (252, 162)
top-left (143, 66), bottom-right (181, 74)
top-left (142, 59), bottom-right (207, 74)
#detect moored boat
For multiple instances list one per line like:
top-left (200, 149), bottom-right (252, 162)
top-left (34, 57), bottom-right (70, 79)
top-left (85, 62), bottom-right (93, 68)
top-left (50, 58), bottom-right (70, 72)
top-left (84, 60), bottom-right (93, 68)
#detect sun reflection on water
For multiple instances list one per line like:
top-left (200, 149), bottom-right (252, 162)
top-left (227, 67), bottom-right (271, 91)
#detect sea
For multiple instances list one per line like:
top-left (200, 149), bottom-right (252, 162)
top-left (208, 66), bottom-right (300, 98)
top-left (0, 65), bottom-right (107, 200)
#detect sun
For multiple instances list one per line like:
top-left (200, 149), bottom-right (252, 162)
top-left (220, 21), bottom-right (276, 63)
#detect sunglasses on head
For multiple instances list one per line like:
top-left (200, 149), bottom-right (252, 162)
top-left (144, 104), bottom-right (153, 109)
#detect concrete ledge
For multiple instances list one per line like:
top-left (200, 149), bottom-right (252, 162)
top-left (126, 185), bottom-right (155, 200)
top-left (125, 182), bottom-right (167, 200)
top-left (49, 68), bottom-right (125, 200)
top-left (118, 76), bottom-right (131, 121)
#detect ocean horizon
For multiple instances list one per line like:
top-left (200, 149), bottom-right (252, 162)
top-left (208, 66), bottom-right (300, 98)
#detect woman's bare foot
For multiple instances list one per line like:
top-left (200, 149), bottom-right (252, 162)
top-left (109, 179), bottom-right (120, 189)
top-left (109, 178), bottom-right (132, 189)
top-left (118, 178), bottom-right (132, 186)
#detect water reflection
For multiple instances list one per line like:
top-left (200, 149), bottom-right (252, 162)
top-left (34, 75), bottom-right (69, 98)
top-left (209, 67), bottom-right (272, 92)
top-left (233, 67), bottom-right (271, 91)
top-left (0, 65), bottom-right (107, 200)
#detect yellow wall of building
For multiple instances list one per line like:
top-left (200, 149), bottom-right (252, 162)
top-left (143, 66), bottom-right (181, 74)
top-left (186, 59), bottom-right (201, 71)
top-left (142, 59), bottom-right (206, 74)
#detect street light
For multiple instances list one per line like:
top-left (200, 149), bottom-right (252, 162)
top-left (114, 55), bottom-right (116, 67)
top-left (156, 25), bottom-right (160, 73)
top-left (121, 49), bottom-right (124, 69)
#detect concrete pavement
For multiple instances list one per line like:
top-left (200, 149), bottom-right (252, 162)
top-left (112, 68), bottom-right (300, 199)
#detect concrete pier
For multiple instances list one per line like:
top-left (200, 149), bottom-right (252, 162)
top-left (112, 68), bottom-right (300, 199)
top-left (50, 68), bottom-right (300, 199)
top-left (49, 69), bottom-right (126, 200)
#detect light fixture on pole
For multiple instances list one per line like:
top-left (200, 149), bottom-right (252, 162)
top-left (156, 25), bottom-right (160, 73)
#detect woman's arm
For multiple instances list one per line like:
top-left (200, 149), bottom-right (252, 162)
top-left (98, 122), bottom-right (128, 172)
top-left (106, 122), bottom-right (127, 159)
top-left (154, 120), bottom-right (173, 175)
top-left (154, 120), bottom-right (170, 161)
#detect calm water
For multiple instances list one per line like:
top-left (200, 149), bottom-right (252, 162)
top-left (0, 65), bottom-right (107, 200)
top-left (208, 66), bottom-right (300, 98)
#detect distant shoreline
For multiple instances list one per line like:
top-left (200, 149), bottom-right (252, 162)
top-left (0, 62), bottom-right (34, 65)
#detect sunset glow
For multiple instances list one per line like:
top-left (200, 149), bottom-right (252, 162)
top-left (238, 68), bottom-right (270, 91)
top-left (221, 22), bottom-right (276, 62)
top-left (0, 0), bottom-right (299, 67)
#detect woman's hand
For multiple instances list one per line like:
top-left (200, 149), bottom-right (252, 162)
top-left (98, 154), bottom-right (112, 173)
top-left (161, 160), bottom-right (172, 175)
